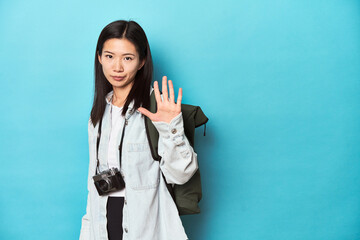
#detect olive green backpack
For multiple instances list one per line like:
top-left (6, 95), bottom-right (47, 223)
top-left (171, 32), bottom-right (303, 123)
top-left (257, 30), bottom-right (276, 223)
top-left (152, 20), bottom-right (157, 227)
top-left (144, 90), bottom-right (209, 215)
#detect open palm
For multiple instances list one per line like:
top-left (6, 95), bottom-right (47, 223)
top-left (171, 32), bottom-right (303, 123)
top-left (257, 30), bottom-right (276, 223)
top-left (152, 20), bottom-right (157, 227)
top-left (138, 76), bottom-right (182, 124)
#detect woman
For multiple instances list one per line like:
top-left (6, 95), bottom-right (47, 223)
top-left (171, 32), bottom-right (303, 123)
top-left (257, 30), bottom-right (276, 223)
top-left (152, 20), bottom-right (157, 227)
top-left (79, 20), bottom-right (198, 240)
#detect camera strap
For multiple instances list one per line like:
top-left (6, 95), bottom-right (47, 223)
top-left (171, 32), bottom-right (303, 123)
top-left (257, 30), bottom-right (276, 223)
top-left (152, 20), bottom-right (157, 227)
top-left (95, 108), bottom-right (134, 175)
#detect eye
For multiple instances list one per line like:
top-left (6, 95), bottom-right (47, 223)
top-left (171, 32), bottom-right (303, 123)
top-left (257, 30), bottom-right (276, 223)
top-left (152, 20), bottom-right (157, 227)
top-left (124, 57), bottom-right (133, 61)
top-left (105, 55), bottom-right (113, 59)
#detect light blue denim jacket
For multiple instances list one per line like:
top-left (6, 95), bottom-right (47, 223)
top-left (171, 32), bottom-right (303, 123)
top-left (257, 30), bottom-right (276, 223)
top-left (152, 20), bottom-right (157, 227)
top-left (79, 88), bottom-right (198, 240)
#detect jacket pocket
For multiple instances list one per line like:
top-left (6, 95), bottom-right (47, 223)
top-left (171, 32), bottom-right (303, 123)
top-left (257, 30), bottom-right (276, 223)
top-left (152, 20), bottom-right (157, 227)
top-left (126, 142), bottom-right (160, 190)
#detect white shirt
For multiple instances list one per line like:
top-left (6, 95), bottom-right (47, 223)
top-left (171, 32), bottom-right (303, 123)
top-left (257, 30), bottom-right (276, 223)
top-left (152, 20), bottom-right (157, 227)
top-left (106, 99), bottom-right (125, 197)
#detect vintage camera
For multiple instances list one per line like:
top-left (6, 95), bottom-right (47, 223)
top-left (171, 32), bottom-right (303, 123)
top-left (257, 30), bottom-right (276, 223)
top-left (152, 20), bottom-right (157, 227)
top-left (93, 167), bottom-right (125, 196)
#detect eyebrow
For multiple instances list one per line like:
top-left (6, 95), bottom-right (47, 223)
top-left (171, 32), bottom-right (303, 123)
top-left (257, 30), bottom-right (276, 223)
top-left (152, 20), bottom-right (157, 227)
top-left (104, 51), bottom-right (135, 56)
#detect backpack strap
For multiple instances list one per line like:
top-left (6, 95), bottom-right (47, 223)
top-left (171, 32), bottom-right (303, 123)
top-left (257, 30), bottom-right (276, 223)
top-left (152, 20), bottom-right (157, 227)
top-left (144, 90), bottom-right (161, 161)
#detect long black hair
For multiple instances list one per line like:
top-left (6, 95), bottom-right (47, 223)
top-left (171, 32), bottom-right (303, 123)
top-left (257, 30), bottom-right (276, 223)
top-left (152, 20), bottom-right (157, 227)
top-left (90, 20), bottom-right (153, 127)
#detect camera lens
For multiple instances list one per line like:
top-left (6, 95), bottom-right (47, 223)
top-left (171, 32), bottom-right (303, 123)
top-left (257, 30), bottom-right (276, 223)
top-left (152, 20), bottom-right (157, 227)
top-left (97, 179), bottom-right (112, 192)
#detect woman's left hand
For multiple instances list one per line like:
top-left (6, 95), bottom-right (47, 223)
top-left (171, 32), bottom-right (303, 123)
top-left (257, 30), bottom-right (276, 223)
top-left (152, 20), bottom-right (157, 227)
top-left (138, 76), bottom-right (182, 124)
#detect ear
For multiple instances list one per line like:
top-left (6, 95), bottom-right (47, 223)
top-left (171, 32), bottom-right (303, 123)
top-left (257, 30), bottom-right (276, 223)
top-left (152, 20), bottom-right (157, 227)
top-left (138, 59), bottom-right (145, 70)
top-left (97, 51), bottom-right (102, 64)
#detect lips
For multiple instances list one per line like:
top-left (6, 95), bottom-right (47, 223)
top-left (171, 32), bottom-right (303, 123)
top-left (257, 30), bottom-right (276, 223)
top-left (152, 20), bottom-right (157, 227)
top-left (112, 76), bottom-right (125, 81)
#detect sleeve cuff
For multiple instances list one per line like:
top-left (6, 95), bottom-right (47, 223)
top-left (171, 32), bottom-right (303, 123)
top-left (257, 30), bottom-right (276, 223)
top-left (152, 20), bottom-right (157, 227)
top-left (151, 112), bottom-right (184, 140)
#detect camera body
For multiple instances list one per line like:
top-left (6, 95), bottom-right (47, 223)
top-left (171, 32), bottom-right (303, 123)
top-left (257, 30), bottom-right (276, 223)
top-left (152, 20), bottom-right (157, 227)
top-left (93, 167), bottom-right (125, 196)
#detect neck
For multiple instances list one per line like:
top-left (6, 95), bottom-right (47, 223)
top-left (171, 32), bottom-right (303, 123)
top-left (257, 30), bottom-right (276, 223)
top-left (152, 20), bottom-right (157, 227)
top-left (112, 83), bottom-right (133, 108)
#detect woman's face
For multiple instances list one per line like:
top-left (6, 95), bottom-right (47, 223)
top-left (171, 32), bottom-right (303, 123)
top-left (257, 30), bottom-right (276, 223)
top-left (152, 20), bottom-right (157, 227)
top-left (98, 38), bottom-right (145, 91)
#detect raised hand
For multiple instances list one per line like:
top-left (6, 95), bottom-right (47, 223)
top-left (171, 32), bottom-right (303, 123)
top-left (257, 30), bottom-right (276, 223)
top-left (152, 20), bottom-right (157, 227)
top-left (137, 76), bottom-right (182, 124)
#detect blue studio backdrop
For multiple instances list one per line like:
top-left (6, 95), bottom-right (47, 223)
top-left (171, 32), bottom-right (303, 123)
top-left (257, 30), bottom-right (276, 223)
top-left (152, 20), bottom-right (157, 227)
top-left (0, 0), bottom-right (360, 239)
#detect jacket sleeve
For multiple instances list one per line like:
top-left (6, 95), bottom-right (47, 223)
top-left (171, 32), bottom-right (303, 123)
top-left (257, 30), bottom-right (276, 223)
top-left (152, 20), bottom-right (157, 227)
top-left (151, 112), bottom-right (198, 185)
top-left (79, 118), bottom-right (94, 239)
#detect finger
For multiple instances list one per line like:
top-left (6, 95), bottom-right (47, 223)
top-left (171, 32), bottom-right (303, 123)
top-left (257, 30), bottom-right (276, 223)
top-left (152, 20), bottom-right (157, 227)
top-left (153, 81), bottom-right (162, 104)
top-left (168, 80), bottom-right (175, 103)
top-left (176, 87), bottom-right (182, 107)
top-left (162, 76), bottom-right (169, 101)
top-left (137, 107), bottom-right (156, 120)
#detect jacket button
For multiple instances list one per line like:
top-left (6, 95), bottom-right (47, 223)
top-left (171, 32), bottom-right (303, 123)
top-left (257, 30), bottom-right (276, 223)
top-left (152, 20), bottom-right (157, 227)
top-left (124, 228), bottom-right (128, 233)
top-left (171, 128), bottom-right (177, 134)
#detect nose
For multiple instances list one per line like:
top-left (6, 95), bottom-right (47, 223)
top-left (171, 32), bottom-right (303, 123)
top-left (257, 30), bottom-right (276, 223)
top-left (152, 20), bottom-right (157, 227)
top-left (113, 58), bottom-right (124, 72)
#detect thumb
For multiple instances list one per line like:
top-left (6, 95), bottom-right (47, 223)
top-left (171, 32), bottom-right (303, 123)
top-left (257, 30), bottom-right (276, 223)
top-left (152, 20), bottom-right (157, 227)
top-left (137, 107), bottom-right (156, 120)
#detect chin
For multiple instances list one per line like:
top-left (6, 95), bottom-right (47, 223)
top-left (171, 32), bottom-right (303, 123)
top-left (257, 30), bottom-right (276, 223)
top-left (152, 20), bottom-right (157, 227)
top-left (114, 80), bottom-right (134, 89)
